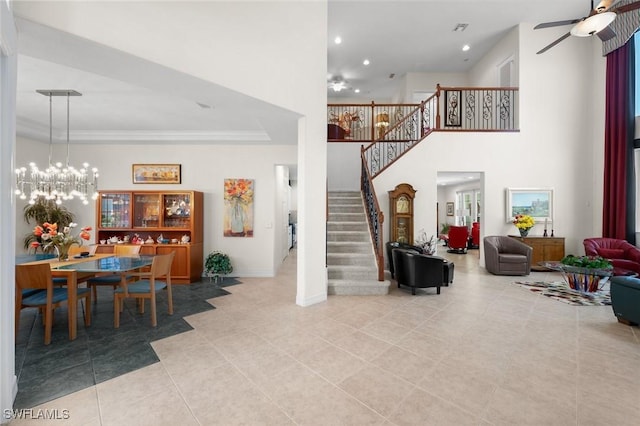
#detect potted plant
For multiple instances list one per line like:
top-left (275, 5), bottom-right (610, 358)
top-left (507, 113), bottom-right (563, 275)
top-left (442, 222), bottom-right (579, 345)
top-left (204, 251), bottom-right (233, 283)
top-left (22, 198), bottom-right (75, 252)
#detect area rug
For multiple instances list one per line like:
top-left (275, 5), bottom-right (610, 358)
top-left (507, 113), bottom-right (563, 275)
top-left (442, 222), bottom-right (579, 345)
top-left (513, 281), bottom-right (611, 306)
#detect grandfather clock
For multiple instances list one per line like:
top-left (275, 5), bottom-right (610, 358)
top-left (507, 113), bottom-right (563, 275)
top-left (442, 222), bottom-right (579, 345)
top-left (388, 183), bottom-right (416, 245)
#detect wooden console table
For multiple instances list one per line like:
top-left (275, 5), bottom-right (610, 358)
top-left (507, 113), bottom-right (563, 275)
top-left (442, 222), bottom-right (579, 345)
top-left (509, 235), bottom-right (565, 271)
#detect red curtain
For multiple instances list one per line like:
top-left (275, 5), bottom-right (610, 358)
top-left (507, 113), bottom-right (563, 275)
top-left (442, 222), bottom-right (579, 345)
top-left (603, 41), bottom-right (635, 240)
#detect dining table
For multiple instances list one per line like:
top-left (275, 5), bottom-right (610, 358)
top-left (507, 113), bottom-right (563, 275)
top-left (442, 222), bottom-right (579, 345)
top-left (17, 253), bottom-right (155, 340)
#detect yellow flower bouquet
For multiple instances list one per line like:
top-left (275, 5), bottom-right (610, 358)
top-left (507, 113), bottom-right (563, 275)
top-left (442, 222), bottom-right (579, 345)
top-left (513, 214), bottom-right (535, 237)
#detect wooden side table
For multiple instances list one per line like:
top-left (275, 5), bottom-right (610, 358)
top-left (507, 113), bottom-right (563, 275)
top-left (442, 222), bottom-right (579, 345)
top-left (509, 235), bottom-right (565, 271)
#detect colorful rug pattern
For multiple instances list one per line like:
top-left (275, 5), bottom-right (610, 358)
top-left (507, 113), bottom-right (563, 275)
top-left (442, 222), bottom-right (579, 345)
top-left (513, 281), bottom-right (611, 306)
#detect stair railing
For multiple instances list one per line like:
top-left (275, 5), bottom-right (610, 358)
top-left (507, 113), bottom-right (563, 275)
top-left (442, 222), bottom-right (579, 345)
top-left (362, 94), bottom-right (438, 178)
top-left (360, 147), bottom-right (385, 281)
top-left (332, 85), bottom-right (519, 282)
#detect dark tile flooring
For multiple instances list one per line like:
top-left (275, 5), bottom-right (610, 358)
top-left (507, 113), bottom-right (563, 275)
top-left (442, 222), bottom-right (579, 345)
top-left (14, 277), bottom-right (241, 409)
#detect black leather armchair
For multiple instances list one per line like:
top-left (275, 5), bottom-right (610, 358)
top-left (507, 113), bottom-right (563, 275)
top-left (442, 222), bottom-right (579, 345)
top-left (484, 235), bottom-right (532, 276)
top-left (386, 241), bottom-right (423, 279)
top-left (392, 248), bottom-right (448, 295)
top-left (405, 252), bottom-right (446, 295)
top-left (391, 247), bottom-right (414, 289)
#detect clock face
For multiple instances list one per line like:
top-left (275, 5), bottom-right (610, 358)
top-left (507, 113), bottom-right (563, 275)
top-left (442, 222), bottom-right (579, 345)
top-left (396, 195), bottom-right (409, 214)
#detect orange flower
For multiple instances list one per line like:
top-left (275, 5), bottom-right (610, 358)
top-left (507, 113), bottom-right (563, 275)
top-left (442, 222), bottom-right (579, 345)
top-left (33, 225), bottom-right (44, 236)
top-left (80, 231), bottom-right (90, 240)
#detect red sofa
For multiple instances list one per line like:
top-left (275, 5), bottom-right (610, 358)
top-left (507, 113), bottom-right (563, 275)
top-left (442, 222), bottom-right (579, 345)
top-left (583, 238), bottom-right (640, 275)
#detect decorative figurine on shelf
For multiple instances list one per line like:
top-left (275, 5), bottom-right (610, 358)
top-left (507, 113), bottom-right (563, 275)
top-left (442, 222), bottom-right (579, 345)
top-left (551, 229), bottom-right (555, 237)
top-left (543, 218), bottom-right (548, 237)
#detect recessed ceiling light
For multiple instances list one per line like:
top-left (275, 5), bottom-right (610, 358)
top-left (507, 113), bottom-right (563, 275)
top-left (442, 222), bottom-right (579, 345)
top-left (354, 89), bottom-right (360, 93)
top-left (334, 36), bottom-right (342, 44)
top-left (462, 44), bottom-right (470, 52)
top-left (363, 59), bottom-right (370, 66)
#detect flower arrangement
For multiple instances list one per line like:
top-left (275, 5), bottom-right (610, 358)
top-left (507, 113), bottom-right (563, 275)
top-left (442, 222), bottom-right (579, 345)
top-left (224, 179), bottom-right (254, 204)
top-left (415, 229), bottom-right (437, 255)
top-left (31, 222), bottom-right (91, 261)
top-left (513, 214), bottom-right (534, 236)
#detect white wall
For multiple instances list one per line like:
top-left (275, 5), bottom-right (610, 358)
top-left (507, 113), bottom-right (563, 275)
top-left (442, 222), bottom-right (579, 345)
top-left (469, 26), bottom-right (519, 87)
top-left (15, 137), bottom-right (297, 277)
top-left (327, 143), bottom-right (362, 191)
top-left (374, 24), bottom-right (606, 269)
top-left (13, 0), bottom-right (329, 306)
top-left (0, 0), bottom-right (18, 418)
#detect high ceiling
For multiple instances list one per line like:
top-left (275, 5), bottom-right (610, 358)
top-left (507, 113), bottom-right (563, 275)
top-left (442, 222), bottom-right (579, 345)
top-left (14, 0), bottom-right (593, 145)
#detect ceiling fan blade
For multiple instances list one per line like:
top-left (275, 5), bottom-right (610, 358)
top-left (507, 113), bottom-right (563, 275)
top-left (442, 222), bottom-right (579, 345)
top-left (612, 1), bottom-right (640, 14)
top-left (597, 25), bottom-right (616, 41)
top-left (534, 19), bottom-right (581, 29)
top-left (594, 0), bottom-right (614, 13)
top-left (536, 32), bottom-right (572, 54)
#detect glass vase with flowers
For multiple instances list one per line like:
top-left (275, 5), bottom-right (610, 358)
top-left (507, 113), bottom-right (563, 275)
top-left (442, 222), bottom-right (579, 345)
top-left (513, 214), bottom-right (535, 237)
top-left (31, 222), bottom-right (92, 261)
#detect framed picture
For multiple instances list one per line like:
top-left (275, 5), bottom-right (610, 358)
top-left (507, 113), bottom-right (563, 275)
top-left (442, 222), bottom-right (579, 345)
top-left (223, 178), bottom-right (254, 237)
top-left (445, 90), bottom-right (461, 127)
top-left (506, 188), bottom-right (553, 223)
top-left (132, 164), bottom-right (181, 184)
top-left (446, 202), bottom-right (454, 216)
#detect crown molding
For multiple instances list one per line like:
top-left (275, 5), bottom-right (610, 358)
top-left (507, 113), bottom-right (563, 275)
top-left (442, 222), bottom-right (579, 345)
top-left (16, 117), bottom-right (271, 144)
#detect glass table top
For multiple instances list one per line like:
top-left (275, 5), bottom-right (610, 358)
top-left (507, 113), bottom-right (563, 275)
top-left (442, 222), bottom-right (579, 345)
top-left (53, 255), bottom-right (154, 272)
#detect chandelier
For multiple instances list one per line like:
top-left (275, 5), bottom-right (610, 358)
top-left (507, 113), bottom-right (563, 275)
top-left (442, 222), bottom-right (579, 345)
top-left (15, 90), bottom-right (99, 206)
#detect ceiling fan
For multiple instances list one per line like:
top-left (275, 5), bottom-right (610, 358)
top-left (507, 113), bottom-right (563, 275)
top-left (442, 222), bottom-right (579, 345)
top-left (535, 0), bottom-right (640, 54)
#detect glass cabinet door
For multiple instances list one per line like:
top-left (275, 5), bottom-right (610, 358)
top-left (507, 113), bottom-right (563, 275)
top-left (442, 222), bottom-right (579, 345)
top-left (99, 193), bottom-right (131, 228)
top-left (133, 193), bottom-right (161, 228)
top-left (163, 193), bottom-right (191, 228)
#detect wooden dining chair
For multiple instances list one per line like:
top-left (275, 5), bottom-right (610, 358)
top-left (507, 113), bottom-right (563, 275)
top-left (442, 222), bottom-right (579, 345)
top-left (87, 244), bottom-right (142, 302)
top-left (113, 251), bottom-right (175, 328)
top-left (15, 262), bottom-right (91, 345)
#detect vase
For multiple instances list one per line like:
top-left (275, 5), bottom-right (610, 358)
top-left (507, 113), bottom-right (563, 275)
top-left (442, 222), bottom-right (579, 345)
top-left (55, 244), bottom-right (71, 261)
top-left (230, 200), bottom-right (245, 235)
top-left (519, 228), bottom-right (530, 237)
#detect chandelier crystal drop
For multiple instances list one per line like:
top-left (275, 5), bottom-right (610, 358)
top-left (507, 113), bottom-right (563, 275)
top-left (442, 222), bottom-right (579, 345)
top-left (15, 90), bottom-right (99, 206)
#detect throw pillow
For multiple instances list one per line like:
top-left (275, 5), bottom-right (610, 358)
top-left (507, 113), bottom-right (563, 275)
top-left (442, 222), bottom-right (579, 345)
top-left (597, 248), bottom-right (625, 259)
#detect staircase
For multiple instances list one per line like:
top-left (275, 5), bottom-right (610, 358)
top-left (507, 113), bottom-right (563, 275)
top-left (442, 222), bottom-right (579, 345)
top-left (327, 191), bottom-right (390, 295)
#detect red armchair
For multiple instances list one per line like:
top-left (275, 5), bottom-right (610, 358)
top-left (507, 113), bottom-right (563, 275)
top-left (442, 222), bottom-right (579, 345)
top-left (447, 226), bottom-right (469, 254)
top-left (470, 222), bottom-right (480, 249)
top-left (583, 238), bottom-right (640, 275)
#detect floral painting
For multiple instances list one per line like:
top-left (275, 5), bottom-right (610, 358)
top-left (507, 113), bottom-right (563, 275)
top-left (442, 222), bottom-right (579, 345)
top-left (224, 178), bottom-right (254, 237)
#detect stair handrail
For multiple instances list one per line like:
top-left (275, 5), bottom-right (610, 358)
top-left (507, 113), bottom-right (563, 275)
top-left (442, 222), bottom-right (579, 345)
top-left (362, 93), bottom-right (438, 179)
top-left (360, 146), bottom-right (385, 281)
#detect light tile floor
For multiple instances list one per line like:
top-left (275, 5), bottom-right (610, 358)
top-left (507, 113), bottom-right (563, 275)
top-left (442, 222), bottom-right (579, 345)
top-left (10, 249), bottom-right (640, 425)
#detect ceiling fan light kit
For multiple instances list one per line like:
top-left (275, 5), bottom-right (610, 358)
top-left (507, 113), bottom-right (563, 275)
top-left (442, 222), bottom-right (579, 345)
top-left (534, 0), bottom-right (640, 54)
top-left (570, 11), bottom-right (616, 37)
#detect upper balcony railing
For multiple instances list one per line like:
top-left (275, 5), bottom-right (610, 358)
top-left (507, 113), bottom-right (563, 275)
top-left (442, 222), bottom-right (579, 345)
top-left (327, 85), bottom-right (519, 144)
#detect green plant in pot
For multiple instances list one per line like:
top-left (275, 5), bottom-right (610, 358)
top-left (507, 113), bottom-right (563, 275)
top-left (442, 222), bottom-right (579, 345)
top-left (204, 251), bottom-right (233, 283)
top-left (560, 254), bottom-right (613, 270)
top-left (22, 198), bottom-right (75, 252)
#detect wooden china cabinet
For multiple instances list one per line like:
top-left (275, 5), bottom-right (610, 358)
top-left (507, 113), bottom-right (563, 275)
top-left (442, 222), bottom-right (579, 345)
top-left (388, 183), bottom-right (416, 245)
top-left (95, 190), bottom-right (203, 283)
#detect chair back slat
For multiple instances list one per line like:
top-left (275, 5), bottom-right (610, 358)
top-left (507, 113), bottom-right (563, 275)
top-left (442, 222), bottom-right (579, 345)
top-left (151, 252), bottom-right (175, 278)
top-left (15, 263), bottom-right (53, 291)
top-left (115, 244), bottom-right (142, 255)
